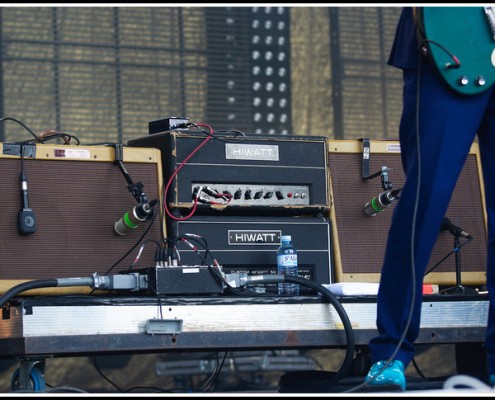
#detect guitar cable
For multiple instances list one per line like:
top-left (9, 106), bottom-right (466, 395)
top-left (416, 7), bottom-right (461, 70)
top-left (420, 38), bottom-right (461, 70)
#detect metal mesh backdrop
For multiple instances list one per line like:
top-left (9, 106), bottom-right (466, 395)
top-left (0, 6), bottom-right (403, 144)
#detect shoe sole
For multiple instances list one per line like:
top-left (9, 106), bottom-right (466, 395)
top-left (361, 383), bottom-right (405, 392)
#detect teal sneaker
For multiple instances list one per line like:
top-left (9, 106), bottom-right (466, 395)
top-left (365, 360), bottom-right (406, 391)
top-left (490, 374), bottom-right (495, 386)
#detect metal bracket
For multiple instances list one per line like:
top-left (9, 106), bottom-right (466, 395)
top-left (146, 319), bottom-right (183, 335)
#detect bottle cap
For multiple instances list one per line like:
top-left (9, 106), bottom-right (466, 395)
top-left (281, 235), bottom-right (292, 241)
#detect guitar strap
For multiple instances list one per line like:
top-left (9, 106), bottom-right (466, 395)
top-left (413, 8), bottom-right (423, 36)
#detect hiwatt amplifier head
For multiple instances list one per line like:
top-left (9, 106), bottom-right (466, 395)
top-left (127, 125), bottom-right (329, 217)
top-left (167, 215), bottom-right (333, 294)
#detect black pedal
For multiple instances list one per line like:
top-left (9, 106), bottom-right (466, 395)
top-left (138, 266), bottom-right (224, 295)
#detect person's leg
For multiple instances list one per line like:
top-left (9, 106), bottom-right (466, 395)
top-left (477, 90), bottom-right (495, 384)
top-left (367, 66), bottom-right (490, 389)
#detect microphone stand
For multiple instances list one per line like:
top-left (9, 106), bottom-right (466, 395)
top-left (442, 233), bottom-right (478, 296)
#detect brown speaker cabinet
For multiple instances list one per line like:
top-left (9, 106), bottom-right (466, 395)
top-left (328, 139), bottom-right (487, 286)
top-left (0, 142), bottom-right (164, 295)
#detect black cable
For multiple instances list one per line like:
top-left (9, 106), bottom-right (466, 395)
top-left (0, 117), bottom-right (42, 142)
top-left (91, 356), bottom-right (124, 393)
top-left (36, 132), bottom-right (80, 145)
top-left (105, 206), bottom-right (158, 275)
top-left (211, 129), bottom-right (247, 143)
top-left (198, 352), bottom-right (228, 392)
top-left (411, 357), bottom-right (427, 379)
top-left (177, 235), bottom-right (214, 266)
top-left (420, 39), bottom-right (461, 69)
top-left (173, 236), bottom-right (249, 296)
top-left (0, 279), bottom-right (58, 307)
top-left (282, 275), bottom-right (355, 386)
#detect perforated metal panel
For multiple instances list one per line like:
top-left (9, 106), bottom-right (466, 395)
top-left (0, 6), bottom-right (403, 144)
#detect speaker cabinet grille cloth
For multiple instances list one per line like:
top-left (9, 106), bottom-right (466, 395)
top-left (0, 143), bottom-right (164, 294)
top-left (328, 140), bottom-right (487, 285)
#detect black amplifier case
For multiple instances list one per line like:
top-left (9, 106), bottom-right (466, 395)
top-left (0, 143), bottom-right (164, 295)
top-left (128, 130), bottom-right (329, 216)
top-left (168, 215), bottom-right (333, 293)
top-left (328, 140), bottom-right (487, 285)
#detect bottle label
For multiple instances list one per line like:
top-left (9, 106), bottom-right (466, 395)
top-left (277, 254), bottom-right (298, 266)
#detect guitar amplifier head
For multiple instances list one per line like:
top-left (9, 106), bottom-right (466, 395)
top-left (127, 129), bottom-right (329, 216)
top-left (328, 139), bottom-right (487, 286)
top-left (168, 215), bottom-right (333, 294)
top-left (0, 143), bottom-right (164, 295)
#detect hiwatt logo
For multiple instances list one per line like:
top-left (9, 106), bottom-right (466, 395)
top-left (228, 230), bottom-right (281, 245)
top-left (225, 143), bottom-right (279, 161)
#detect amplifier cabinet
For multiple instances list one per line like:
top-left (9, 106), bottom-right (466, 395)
top-left (0, 143), bottom-right (164, 294)
top-left (127, 130), bottom-right (329, 216)
top-left (168, 215), bottom-right (333, 294)
top-left (328, 140), bottom-right (487, 285)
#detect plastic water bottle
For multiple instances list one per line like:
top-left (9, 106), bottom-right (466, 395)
top-left (277, 235), bottom-right (299, 295)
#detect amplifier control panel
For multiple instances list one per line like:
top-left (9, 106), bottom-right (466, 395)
top-left (193, 183), bottom-right (310, 206)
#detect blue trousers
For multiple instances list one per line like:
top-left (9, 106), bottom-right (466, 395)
top-left (368, 66), bottom-right (495, 376)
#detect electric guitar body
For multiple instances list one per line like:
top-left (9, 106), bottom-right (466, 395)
top-left (419, 6), bottom-right (495, 95)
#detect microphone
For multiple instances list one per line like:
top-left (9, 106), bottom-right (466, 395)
top-left (114, 199), bottom-right (158, 236)
top-left (440, 217), bottom-right (473, 240)
top-left (18, 170), bottom-right (36, 234)
top-left (364, 188), bottom-right (402, 217)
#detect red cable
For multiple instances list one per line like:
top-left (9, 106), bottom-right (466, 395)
top-left (163, 123), bottom-right (214, 221)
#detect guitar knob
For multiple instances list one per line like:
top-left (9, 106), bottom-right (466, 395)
top-left (457, 76), bottom-right (469, 86)
top-left (476, 76), bottom-right (486, 87)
